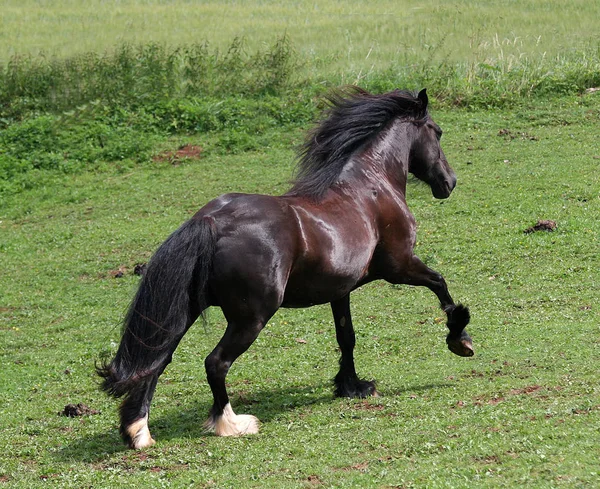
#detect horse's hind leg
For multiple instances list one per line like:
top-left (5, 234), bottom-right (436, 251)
top-left (203, 318), bottom-right (267, 436)
top-left (119, 375), bottom-right (159, 449)
top-left (118, 316), bottom-right (198, 448)
top-left (331, 295), bottom-right (378, 398)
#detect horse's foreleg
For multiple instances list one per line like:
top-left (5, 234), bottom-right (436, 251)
top-left (397, 256), bottom-right (473, 357)
top-left (203, 320), bottom-right (264, 436)
top-left (331, 295), bottom-right (378, 398)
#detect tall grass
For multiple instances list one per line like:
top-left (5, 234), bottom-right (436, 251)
top-left (1, 34), bottom-right (598, 197)
top-left (3, 0), bottom-right (599, 68)
top-left (0, 37), bottom-right (299, 119)
top-left (1, 35), bottom-right (599, 121)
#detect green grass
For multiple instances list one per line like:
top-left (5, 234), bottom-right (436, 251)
top-left (2, 0), bottom-right (599, 73)
top-left (2, 1), bottom-right (600, 119)
top-left (1, 93), bottom-right (599, 487)
top-left (1, 1), bottom-right (599, 486)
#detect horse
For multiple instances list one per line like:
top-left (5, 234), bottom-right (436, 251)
top-left (98, 87), bottom-right (473, 449)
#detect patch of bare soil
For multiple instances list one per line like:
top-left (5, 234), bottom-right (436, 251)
top-left (473, 454), bottom-right (501, 465)
top-left (509, 385), bottom-right (542, 396)
top-left (109, 267), bottom-right (126, 278)
top-left (134, 263), bottom-right (147, 276)
top-left (153, 144), bottom-right (203, 165)
top-left (60, 403), bottom-right (100, 417)
top-left (524, 220), bottom-right (557, 234)
top-left (473, 385), bottom-right (545, 407)
top-left (498, 128), bottom-right (539, 141)
top-left (353, 400), bottom-right (385, 411)
top-left (335, 462), bottom-right (370, 472)
top-left (108, 263), bottom-right (147, 278)
top-left (307, 474), bottom-right (323, 486)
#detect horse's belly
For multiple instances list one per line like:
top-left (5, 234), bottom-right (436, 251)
top-left (281, 264), bottom-right (367, 308)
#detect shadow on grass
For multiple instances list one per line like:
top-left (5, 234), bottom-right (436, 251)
top-left (55, 429), bottom-right (128, 463)
top-left (55, 379), bottom-right (451, 461)
top-left (152, 382), bottom-right (335, 443)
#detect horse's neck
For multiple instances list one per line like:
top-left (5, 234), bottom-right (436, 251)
top-left (354, 120), bottom-right (412, 196)
top-left (323, 119), bottom-right (414, 206)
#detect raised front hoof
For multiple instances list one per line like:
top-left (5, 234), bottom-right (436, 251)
top-left (446, 304), bottom-right (471, 331)
top-left (123, 416), bottom-right (156, 449)
top-left (204, 403), bottom-right (260, 437)
top-left (334, 378), bottom-right (379, 399)
top-left (446, 337), bottom-right (474, 357)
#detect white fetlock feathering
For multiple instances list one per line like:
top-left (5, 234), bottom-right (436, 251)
top-left (204, 403), bottom-right (260, 437)
top-left (126, 415), bottom-right (156, 449)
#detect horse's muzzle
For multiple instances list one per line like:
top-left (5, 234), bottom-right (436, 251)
top-left (432, 176), bottom-right (456, 199)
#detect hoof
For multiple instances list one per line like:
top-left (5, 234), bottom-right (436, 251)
top-left (124, 415), bottom-right (156, 449)
top-left (334, 378), bottom-right (378, 398)
top-left (204, 403), bottom-right (260, 437)
top-left (447, 337), bottom-right (474, 357)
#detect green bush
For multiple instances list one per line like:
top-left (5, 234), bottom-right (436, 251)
top-left (0, 36), bottom-right (300, 120)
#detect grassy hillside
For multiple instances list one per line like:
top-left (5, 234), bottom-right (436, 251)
top-left (1, 93), bottom-right (599, 487)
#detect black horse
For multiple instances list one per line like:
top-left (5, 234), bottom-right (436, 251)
top-left (98, 88), bottom-right (473, 448)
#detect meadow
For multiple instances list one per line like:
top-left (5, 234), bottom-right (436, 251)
top-left (1, 1), bottom-right (600, 487)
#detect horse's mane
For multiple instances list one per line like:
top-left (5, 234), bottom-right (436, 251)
top-left (287, 87), bottom-right (428, 200)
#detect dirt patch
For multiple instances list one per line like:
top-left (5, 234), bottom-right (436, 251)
top-left (153, 144), bottom-right (203, 165)
top-left (524, 220), bottom-right (557, 234)
top-left (354, 400), bottom-right (385, 411)
top-left (498, 129), bottom-right (539, 141)
top-left (473, 455), bottom-right (501, 465)
top-left (473, 396), bottom-right (505, 407)
top-left (498, 128), bottom-right (539, 141)
top-left (307, 475), bottom-right (323, 486)
top-left (334, 462), bottom-right (370, 472)
top-left (108, 263), bottom-right (147, 278)
top-left (134, 263), bottom-right (147, 276)
top-left (473, 385), bottom-right (546, 407)
top-left (509, 385), bottom-right (542, 396)
top-left (60, 403), bottom-right (100, 417)
top-left (109, 267), bottom-right (127, 278)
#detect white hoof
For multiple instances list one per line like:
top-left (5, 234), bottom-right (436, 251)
top-left (125, 415), bottom-right (156, 449)
top-left (204, 403), bottom-right (260, 437)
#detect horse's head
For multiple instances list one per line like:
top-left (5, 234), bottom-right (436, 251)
top-left (408, 89), bottom-right (456, 199)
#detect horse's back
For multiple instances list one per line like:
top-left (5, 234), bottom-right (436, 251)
top-left (199, 192), bottom-right (379, 309)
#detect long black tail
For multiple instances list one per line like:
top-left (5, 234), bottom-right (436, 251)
top-left (97, 216), bottom-right (216, 397)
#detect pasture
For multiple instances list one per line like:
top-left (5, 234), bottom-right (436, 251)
top-left (2, 0), bottom-right (599, 73)
top-left (1, 1), bottom-right (600, 487)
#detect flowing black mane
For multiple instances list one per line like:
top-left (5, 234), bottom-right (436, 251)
top-left (288, 87), bottom-right (429, 200)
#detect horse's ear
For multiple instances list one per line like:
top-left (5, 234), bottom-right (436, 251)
top-left (418, 88), bottom-right (428, 109)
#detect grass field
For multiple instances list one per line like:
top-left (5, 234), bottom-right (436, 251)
top-left (1, 93), bottom-right (599, 487)
top-left (1, 1), bottom-right (600, 487)
top-left (2, 0), bottom-right (600, 80)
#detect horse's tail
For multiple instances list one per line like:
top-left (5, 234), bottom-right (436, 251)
top-left (97, 216), bottom-right (216, 398)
